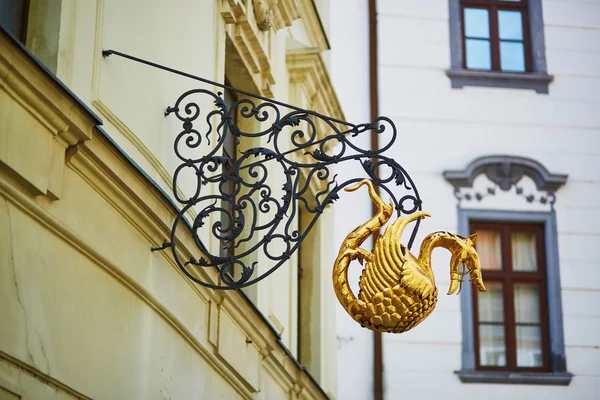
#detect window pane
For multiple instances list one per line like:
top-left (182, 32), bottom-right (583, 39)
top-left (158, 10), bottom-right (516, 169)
top-left (516, 326), bottom-right (543, 367)
top-left (475, 230), bottom-right (502, 270)
top-left (500, 41), bottom-right (526, 72)
top-left (498, 10), bottom-right (524, 40)
top-left (479, 324), bottom-right (507, 366)
top-left (514, 283), bottom-right (540, 323)
top-left (511, 231), bottom-right (537, 271)
top-left (464, 8), bottom-right (490, 38)
top-left (466, 39), bottom-right (492, 70)
top-left (478, 282), bottom-right (504, 322)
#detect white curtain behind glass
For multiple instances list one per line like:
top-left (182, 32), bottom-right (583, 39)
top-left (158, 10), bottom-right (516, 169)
top-left (476, 230), bottom-right (502, 270)
top-left (511, 232), bottom-right (537, 271)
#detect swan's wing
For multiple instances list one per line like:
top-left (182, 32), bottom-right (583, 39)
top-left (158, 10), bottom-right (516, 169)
top-left (358, 216), bottom-right (435, 302)
top-left (358, 216), bottom-right (408, 301)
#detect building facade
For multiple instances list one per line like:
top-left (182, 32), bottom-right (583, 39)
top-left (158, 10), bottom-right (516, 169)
top-left (0, 1), bottom-right (344, 399)
top-left (331, 0), bottom-right (600, 399)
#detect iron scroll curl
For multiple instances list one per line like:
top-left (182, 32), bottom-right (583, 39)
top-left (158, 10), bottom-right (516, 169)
top-left (157, 88), bottom-right (423, 290)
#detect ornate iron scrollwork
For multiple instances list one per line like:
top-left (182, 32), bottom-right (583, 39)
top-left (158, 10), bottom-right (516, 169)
top-left (103, 50), bottom-right (423, 290)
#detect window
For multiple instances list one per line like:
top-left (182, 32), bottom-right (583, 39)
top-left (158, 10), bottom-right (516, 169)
top-left (455, 210), bottom-right (572, 385)
top-left (444, 155), bottom-right (571, 385)
top-left (447, 0), bottom-right (553, 93)
top-left (471, 222), bottom-right (549, 371)
top-left (462, 1), bottom-right (530, 72)
top-left (0, 0), bottom-right (28, 42)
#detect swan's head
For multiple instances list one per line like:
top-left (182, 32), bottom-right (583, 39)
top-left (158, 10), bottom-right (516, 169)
top-left (447, 234), bottom-right (486, 295)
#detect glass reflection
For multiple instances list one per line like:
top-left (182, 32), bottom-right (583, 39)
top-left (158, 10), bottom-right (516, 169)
top-left (479, 325), bottom-right (507, 366)
top-left (511, 232), bottom-right (537, 271)
top-left (514, 284), bottom-right (540, 323)
top-left (464, 8), bottom-right (490, 38)
top-left (499, 10), bottom-right (523, 40)
top-left (516, 326), bottom-right (543, 367)
top-left (500, 41), bottom-right (525, 72)
top-left (478, 282), bottom-right (504, 323)
top-left (467, 40), bottom-right (492, 70)
top-left (476, 230), bottom-right (502, 270)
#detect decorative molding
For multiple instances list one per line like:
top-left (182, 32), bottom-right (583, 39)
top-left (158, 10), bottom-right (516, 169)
top-left (90, 0), bottom-right (105, 101)
top-left (270, 0), bottom-right (300, 30)
top-left (0, 28), bottom-right (98, 200)
top-left (221, 0), bottom-right (275, 97)
top-left (91, 100), bottom-right (185, 203)
top-left (253, 0), bottom-right (274, 31)
top-left (286, 47), bottom-right (344, 129)
top-left (88, 2), bottom-right (193, 223)
top-left (443, 155), bottom-right (568, 209)
top-left (221, 0), bottom-right (299, 96)
top-left (219, 0), bottom-right (326, 96)
top-left (0, 351), bottom-right (92, 399)
top-left (297, 0), bottom-right (330, 51)
top-left (443, 155), bottom-right (568, 190)
top-left (286, 47), bottom-right (345, 195)
top-left (0, 30), bottom-right (96, 145)
top-left (222, 0), bottom-right (299, 30)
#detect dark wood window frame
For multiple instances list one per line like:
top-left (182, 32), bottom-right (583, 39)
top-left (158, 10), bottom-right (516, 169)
top-left (461, 0), bottom-right (532, 72)
top-left (0, 0), bottom-right (29, 42)
top-left (471, 221), bottom-right (550, 373)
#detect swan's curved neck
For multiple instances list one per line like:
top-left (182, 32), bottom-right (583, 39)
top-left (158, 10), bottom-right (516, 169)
top-left (417, 232), bottom-right (461, 276)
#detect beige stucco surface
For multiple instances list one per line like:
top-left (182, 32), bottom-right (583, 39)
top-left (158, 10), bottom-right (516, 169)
top-left (0, 0), bottom-right (341, 398)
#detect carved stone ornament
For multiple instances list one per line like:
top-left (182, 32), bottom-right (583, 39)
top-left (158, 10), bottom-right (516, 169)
top-left (253, 0), bottom-right (274, 31)
top-left (443, 155), bottom-right (568, 208)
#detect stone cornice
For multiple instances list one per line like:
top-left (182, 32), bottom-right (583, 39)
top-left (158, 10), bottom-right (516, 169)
top-left (297, 0), bottom-right (330, 51)
top-left (287, 47), bottom-right (344, 197)
top-left (221, 0), bottom-right (301, 96)
top-left (286, 47), bottom-right (344, 122)
top-left (270, 0), bottom-right (301, 30)
top-left (0, 28), bottom-right (99, 199)
top-left (0, 28), bottom-right (99, 147)
top-left (223, 0), bottom-right (299, 31)
top-left (222, 0), bottom-right (274, 96)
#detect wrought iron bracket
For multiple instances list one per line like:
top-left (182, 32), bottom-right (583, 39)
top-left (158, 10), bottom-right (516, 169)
top-left (151, 240), bottom-right (175, 252)
top-left (103, 50), bottom-right (424, 290)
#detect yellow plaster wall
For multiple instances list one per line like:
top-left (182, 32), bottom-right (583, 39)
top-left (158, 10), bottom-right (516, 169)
top-left (0, 20), bottom-right (336, 399)
top-left (0, 194), bottom-right (238, 399)
top-left (0, 0), bottom-right (342, 397)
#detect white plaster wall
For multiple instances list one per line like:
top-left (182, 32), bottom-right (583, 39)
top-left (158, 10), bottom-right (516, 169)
top-left (329, 1), bottom-right (375, 399)
top-left (375, 0), bottom-right (600, 399)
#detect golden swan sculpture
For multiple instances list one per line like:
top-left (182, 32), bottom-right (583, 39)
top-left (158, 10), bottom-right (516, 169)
top-left (333, 180), bottom-right (487, 333)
